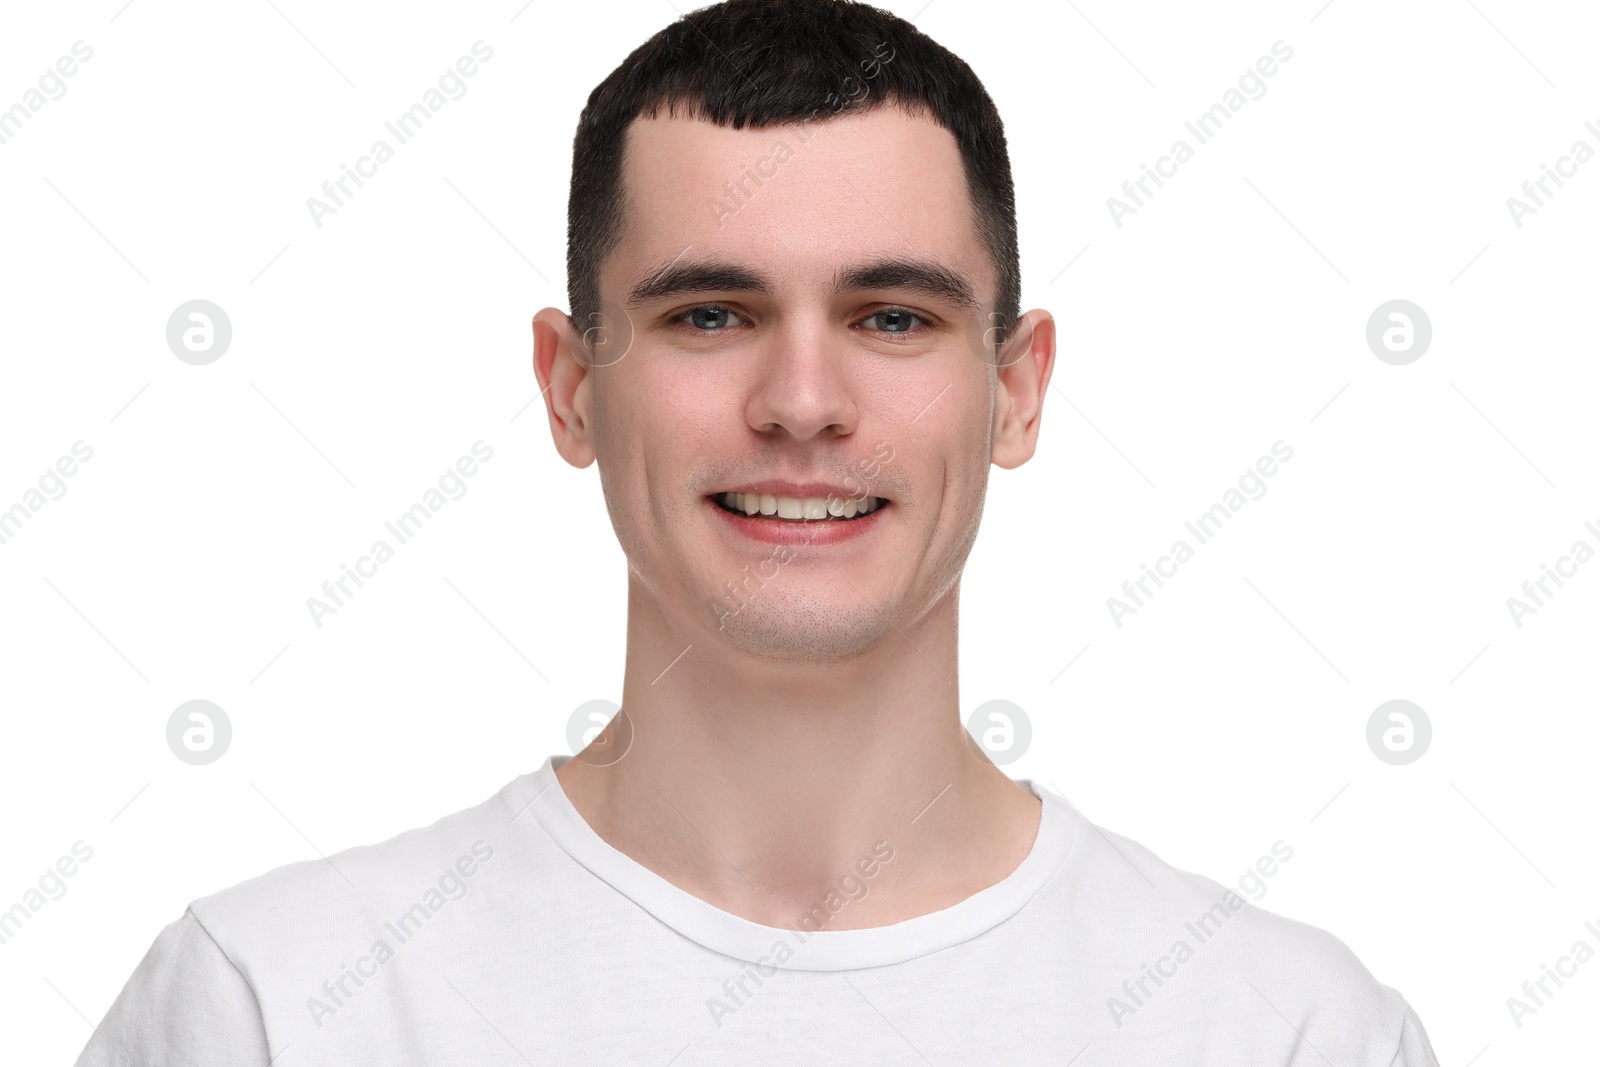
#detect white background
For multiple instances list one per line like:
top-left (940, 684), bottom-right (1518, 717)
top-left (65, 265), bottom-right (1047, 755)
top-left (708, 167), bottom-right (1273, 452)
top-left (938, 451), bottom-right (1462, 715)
top-left (2, 0), bottom-right (1597, 1061)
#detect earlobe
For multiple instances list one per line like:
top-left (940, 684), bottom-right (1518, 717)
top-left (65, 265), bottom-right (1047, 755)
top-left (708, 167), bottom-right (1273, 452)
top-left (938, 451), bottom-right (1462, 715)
top-left (990, 309), bottom-right (1056, 471)
top-left (532, 307), bottom-right (597, 469)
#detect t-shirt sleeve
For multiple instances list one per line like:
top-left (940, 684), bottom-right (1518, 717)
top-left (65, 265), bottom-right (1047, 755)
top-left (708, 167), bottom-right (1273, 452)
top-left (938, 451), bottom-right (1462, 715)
top-left (1386, 998), bottom-right (1440, 1067)
top-left (72, 908), bottom-right (274, 1067)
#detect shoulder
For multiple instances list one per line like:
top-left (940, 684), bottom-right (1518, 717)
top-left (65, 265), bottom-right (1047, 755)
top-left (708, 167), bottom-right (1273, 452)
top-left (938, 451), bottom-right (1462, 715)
top-left (74, 776), bottom-right (530, 1065)
top-left (191, 783), bottom-right (508, 913)
top-left (75, 771), bottom-right (560, 1063)
top-left (73, 907), bottom-right (272, 1066)
top-left (1045, 800), bottom-right (1437, 1065)
top-left (186, 771), bottom-right (537, 979)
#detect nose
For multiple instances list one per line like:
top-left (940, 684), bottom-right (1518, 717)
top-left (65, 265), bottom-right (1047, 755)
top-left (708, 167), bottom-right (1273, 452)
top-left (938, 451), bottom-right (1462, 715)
top-left (744, 318), bottom-right (860, 441)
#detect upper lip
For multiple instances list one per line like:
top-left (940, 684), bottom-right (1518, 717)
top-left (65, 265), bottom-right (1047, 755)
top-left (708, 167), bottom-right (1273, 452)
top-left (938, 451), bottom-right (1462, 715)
top-left (710, 481), bottom-right (884, 501)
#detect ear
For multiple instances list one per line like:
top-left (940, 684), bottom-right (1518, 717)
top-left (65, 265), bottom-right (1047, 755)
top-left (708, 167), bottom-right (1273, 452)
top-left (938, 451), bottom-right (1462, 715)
top-left (532, 307), bottom-right (597, 469)
top-left (990, 309), bottom-right (1056, 471)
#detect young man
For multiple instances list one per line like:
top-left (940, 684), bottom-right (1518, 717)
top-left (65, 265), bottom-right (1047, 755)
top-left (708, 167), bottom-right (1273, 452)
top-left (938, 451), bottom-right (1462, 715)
top-left (77, 1), bottom-right (1438, 1063)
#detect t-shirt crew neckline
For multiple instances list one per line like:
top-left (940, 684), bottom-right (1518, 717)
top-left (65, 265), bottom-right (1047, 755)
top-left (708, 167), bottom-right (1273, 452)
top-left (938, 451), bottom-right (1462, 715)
top-left (520, 753), bottom-right (1080, 972)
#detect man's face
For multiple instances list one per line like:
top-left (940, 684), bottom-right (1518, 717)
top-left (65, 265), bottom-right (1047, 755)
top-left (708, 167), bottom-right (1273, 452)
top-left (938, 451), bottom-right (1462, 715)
top-left (583, 106), bottom-right (1014, 660)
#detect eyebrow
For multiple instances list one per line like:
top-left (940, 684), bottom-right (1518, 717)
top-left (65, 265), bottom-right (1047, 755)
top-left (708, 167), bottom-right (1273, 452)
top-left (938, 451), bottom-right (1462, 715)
top-left (623, 256), bottom-right (980, 312)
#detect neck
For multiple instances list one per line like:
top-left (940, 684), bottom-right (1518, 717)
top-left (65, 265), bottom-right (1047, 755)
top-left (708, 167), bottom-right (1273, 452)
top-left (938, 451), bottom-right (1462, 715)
top-left (555, 574), bottom-right (1041, 931)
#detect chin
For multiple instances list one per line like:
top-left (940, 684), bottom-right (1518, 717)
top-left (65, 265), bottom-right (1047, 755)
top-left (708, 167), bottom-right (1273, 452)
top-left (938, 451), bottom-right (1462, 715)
top-left (709, 600), bottom-right (889, 663)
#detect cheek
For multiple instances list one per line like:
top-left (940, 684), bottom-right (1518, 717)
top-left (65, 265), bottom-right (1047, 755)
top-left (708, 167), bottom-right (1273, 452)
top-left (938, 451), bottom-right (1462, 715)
top-left (937, 403), bottom-right (995, 514)
top-left (596, 370), bottom-right (670, 454)
top-left (944, 391), bottom-right (995, 467)
top-left (597, 374), bottom-right (709, 517)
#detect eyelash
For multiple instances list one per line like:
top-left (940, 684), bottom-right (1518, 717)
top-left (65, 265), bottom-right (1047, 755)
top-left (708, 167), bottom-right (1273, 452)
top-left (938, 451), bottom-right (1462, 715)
top-left (670, 304), bottom-right (933, 339)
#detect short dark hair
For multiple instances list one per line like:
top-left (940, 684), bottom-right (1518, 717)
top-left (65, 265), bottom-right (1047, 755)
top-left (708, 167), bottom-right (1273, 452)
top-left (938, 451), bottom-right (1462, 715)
top-left (565, 0), bottom-right (1020, 352)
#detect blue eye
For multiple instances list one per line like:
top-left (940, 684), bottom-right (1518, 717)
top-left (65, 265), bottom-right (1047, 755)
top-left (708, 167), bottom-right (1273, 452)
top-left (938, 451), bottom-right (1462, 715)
top-left (860, 307), bottom-right (928, 334)
top-left (678, 305), bottom-right (745, 330)
top-left (670, 304), bottom-right (931, 337)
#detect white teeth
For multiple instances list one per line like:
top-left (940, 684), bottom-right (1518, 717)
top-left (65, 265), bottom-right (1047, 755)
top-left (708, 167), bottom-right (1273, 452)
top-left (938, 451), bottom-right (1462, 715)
top-left (719, 492), bottom-right (882, 521)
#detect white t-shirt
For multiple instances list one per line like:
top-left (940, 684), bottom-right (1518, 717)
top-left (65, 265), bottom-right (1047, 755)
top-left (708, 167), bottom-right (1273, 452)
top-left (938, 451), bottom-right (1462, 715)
top-left (75, 754), bottom-right (1438, 1066)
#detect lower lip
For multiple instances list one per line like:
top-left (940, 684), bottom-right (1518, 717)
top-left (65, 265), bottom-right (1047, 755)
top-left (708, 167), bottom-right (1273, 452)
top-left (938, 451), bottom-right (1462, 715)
top-left (707, 497), bottom-right (888, 546)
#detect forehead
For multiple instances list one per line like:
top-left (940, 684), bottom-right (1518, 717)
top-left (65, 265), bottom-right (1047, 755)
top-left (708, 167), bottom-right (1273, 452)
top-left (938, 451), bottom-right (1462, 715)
top-left (607, 106), bottom-right (992, 302)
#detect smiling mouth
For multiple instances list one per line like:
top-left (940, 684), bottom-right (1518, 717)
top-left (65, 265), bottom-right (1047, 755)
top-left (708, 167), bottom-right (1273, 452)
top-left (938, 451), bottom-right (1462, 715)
top-left (711, 491), bottom-right (887, 521)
